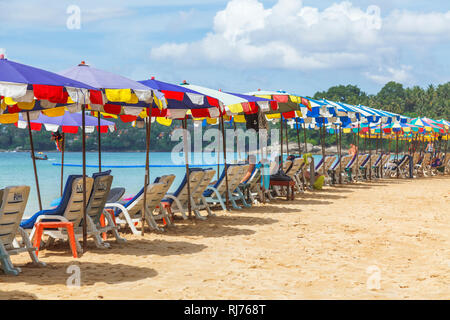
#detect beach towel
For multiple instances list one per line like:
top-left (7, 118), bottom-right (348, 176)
top-left (313, 175), bottom-right (324, 190)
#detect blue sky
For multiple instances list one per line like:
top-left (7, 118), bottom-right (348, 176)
top-left (0, 0), bottom-right (449, 96)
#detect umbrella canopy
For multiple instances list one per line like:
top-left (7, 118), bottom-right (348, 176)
top-left (16, 111), bottom-right (115, 133)
top-left (182, 83), bottom-right (276, 115)
top-left (58, 62), bottom-right (161, 117)
top-left (138, 77), bottom-right (221, 119)
top-left (246, 90), bottom-right (302, 118)
top-left (0, 56), bottom-right (96, 122)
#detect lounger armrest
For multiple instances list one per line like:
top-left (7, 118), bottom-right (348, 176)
top-left (35, 215), bottom-right (69, 224)
top-left (105, 202), bottom-right (128, 214)
top-left (205, 186), bottom-right (221, 197)
top-left (164, 194), bottom-right (178, 201)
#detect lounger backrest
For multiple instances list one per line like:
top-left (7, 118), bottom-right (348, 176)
top-left (0, 186), bottom-right (30, 247)
top-left (281, 160), bottom-right (292, 173)
top-left (315, 156), bottom-right (325, 171)
top-left (247, 167), bottom-right (261, 188)
top-left (175, 170), bottom-right (205, 205)
top-left (229, 165), bottom-right (249, 191)
top-left (86, 175), bottom-right (113, 224)
top-left (215, 165), bottom-right (241, 195)
top-left (63, 177), bottom-right (94, 227)
top-left (157, 175), bottom-right (176, 192)
top-left (269, 161), bottom-right (279, 175)
top-left (286, 158), bottom-right (304, 177)
top-left (324, 156), bottom-right (337, 170)
top-left (381, 154), bottom-right (390, 166)
top-left (125, 183), bottom-right (169, 219)
top-left (194, 169), bottom-right (216, 199)
top-left (421, 153), bottom-right (431, 165)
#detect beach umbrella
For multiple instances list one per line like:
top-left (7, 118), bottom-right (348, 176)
top-left (58, 61), bottom-right (158, 245)
top-left (0, 55), bottom-right (95, 214)
top-left (137, 78), bottom-right (224, 219)
top-left (180, 83), bottom-right (278, 209)
top-left (16, 111), bottom-right (115, 195)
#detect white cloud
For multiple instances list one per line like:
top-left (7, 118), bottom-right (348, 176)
top-left (150, 0), bottom-right (450, 84)
top-left (364, 65), bottom-right (414, 85)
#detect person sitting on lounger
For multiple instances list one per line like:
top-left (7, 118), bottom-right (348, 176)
top-left (240, 155), bottom-right (257, 184)
top-left (348, 144), bottom-right (358, 156)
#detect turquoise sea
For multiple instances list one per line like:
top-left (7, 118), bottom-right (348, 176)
top-left (1, 151), bottom-right (325, 218)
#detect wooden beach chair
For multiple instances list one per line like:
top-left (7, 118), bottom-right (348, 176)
top-left (1, 186), bottom-right (45, 275)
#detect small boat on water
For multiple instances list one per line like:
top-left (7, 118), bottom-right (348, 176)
top-left (34, 152), bottom-right (48, 160)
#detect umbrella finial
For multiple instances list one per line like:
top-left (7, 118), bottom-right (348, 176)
top-left (180, 80), bottom-right (188, 85)
top-left (151, 76), bottom-right (155, 80)
top-left (258, 88), bottom-right (261, 91)
top-left (0, 54), bottom-right (5, 59)
top-left (79, 61), bottom-right (88, 66)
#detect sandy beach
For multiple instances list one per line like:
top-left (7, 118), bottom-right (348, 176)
top-left (1, 176), bottom-right (449, 300)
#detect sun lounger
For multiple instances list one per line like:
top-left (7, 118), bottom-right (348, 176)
top-left (285, 157), bottom-right (305, 192)
top-left (385, 154), bottom-right (410, 178)
top-left (191, 169), bottom-right (216, 216)
top-left (415, 153), bottom-right (432, 177)
top-left (161, 169), bottom-right (207, 220)
top-left (21, 175), bottom-right (94, 255)
top-left (224, 164), bottom-right (252, 209)
top-left (346, 154), bottom-right (368, 181)
top-left (83, 171), bottom-right (126, 248)
top-left (106, 175), bottom-right (175, 235)
top-left (203, 165), bottom-right (245, 210)
top-left (330, 154), bottom-right (354, 183)
top-left (1, 186), bottom-right (45, 275)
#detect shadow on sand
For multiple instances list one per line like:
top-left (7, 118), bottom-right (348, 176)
top-left (1, 261), bottom-right (157, 287)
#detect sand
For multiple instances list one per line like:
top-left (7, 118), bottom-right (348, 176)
top-left (1, 176), bottom-right (449, 300)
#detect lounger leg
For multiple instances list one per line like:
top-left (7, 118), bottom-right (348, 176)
top-left (236, 188), bottom-right (251, 208)
top-left (121, 210), bottom-right (142, 236)
top-left (103, 210), bottom-right (126, 243)
top-left (158, 206), bottom-right (173, 227)
top-left (145, 208), bottom-right (164, 232)
top-left (18, 227), bottom-right (46, 267)
top-left (228, 190), bottom-right (242, 210)
top-left (201, 196), bottom-right (215, 217)
top-left (0, 240), bottom-right (21, 275)
top-left (86, 216), bottom-right (110, 249)
top-left (172, 197), bottom-right (188, 220)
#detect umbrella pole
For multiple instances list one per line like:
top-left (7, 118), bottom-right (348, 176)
top-left (303, 122), bottom-right (308, 153)
top-left (142, 116), bottom-right (151, 235)
top-left (258, 115), bottom-right (266, 204)
top-left (182, 118), bottom-right (193, 219)
top-left (26, 112), bottom-right (43, 212)
top-left (368, 129), bottom-right (372, 180)
top-left (396, 132), bottom-right (399, 179)
top-left (81, 105), bottom-right (87, 252)
top-left (97, 112), bottom-right (102, 172)
top-left (61, 133), bottom-right (65, 197)
top-left (295, 118), bottom-right (301, 156)
top-left (338, 126), bottom-right (342, 184)
top-left (321, 124), bottom-right (326, 177)
top-left (285, 118), bottom-right (289, 156)
top-left (280, 116), bottom-right (284, 169)
top-left (334, 125), bottom-right (338, 184)
top-left (356, 123), bottom-right (360, 182)
top-left (217, 119), bottom-right (221, 181)
top-left (220, 115), bottom-right (230, 210)
top-left (380, 122), bottom-right (383, 179)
